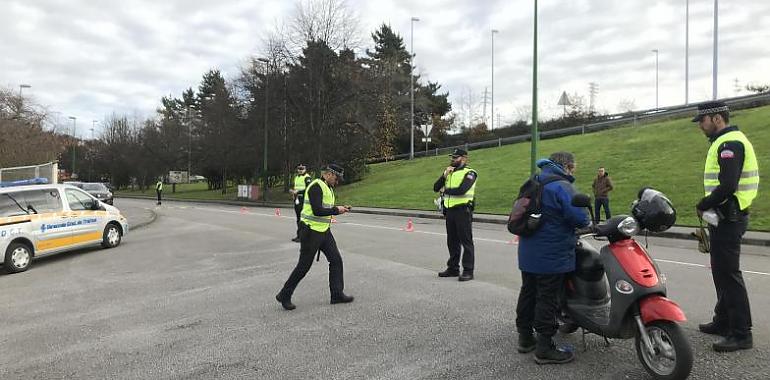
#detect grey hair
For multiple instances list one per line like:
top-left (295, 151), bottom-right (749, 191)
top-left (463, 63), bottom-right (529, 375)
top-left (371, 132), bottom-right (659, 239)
top-left (549, 151), bottom-right (575, 168)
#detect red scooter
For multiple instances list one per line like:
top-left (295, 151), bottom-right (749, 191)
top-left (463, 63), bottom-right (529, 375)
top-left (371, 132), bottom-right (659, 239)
top-left (561, 191), bottom-right (693, 380)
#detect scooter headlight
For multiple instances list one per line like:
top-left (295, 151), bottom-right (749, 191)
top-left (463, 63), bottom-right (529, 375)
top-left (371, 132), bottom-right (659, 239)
top-left (617, 216), bottom-right (639, 237)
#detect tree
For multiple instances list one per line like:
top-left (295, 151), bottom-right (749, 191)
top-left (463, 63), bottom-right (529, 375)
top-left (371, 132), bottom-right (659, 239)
top-left (745, 83), bottom-right (770, 94)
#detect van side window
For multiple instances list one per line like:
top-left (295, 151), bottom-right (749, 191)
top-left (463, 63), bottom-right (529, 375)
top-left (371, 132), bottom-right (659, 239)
top-left (65, 189), bottom-right (95, 211)
top-left (21, 189), bottom-right (63, 214)
top-left (0, 193), bottom-right (29, 217)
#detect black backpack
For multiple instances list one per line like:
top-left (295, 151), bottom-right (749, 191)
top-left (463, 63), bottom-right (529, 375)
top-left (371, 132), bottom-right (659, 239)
top-left (507, 175), bottom-right (564, 236)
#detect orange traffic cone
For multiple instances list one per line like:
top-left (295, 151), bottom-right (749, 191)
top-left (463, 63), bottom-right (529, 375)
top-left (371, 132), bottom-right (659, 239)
top-left (274, 208), bottom-right (281, 216)
top-left (402, 218), bottom-right (414, 232)
top-left (240, 207), bottom-right (248, 214)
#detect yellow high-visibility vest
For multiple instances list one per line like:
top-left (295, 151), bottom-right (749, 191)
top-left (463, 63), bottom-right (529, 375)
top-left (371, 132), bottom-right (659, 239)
top-left (294, 174), bottom-right (311, 192)
top-left (444, 167), bottom-right (477, 208)
top-left (300, 179), bottom-right (336, 232)
top-left (704, 130), bottom-right (759, 210)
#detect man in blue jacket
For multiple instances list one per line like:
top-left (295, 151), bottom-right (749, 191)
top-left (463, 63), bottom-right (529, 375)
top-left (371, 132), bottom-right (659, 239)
top-left (515, 152), bottom-right (590, 365)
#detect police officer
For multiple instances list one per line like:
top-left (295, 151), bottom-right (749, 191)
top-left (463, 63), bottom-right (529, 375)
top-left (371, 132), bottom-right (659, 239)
top-left (433, 148), bottom-right (477, 281)
top-left (155, 178), bottom-right (163, 205)
top-left (290, 164), bottom-right (312, 242)
top-left (693, 101), bottom-right (759, 352)
top-left (275, 164), bottom-right (354, 310)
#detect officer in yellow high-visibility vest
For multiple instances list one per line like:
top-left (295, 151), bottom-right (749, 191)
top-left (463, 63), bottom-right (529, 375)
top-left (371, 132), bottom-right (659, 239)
top-left (276, 164), bottom-right (353, 310)
top-left (155, 179), bottom-right (163, 205)
top-left (433, 148), bottom-right (478, 281)
top-left (290, 164), bottom-right (312, 242)
top-left (693, 101), bottom-right (759, 352)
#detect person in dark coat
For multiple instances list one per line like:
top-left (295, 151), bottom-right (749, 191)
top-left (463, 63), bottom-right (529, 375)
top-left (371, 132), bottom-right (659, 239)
top-left (515, 152), bottom-right (590, 365)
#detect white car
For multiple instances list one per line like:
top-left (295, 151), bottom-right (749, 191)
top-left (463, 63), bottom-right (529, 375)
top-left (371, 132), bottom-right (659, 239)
top-left (0, 184), bottom-right (129, 274)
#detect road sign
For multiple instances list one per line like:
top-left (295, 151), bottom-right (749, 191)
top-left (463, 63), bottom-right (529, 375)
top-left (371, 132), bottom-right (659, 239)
top-left (421, 137), bottom-right (432, 142)
top-left (168, 171), bottom-right (189, 184)
top-left (421, 124), bottom-right (433, 136)
top-left (557, 91), bottom-right (571, 106)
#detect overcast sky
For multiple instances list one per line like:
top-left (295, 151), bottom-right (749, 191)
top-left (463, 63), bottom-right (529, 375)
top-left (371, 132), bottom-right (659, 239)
top-left (3, 0), bottom-right (770, 137)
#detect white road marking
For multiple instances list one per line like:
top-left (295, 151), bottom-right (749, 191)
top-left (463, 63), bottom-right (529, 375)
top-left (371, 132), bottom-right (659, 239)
top-left (163, 204), bottom-right (770, 277)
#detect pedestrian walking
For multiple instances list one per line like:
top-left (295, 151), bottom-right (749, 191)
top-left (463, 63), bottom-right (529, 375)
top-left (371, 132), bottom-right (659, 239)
top-left (433, 148), bottom-right (477, 282)
top-left (290, 164), bottom-right (312, 242)
top-left (276, 164), bottom-right (354, 310)
top-left (515, 152), bottom-right (590, 364)
top-left (693, 101), bottom-right (759, 352)
top-left (591, 166), bottom-right (613, 222)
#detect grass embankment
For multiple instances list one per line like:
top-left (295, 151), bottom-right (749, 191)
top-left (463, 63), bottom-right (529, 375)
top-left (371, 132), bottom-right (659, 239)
top-left (118, 105), bottom-right (770, 230)
top-left (336, 105), bottom-right (770, 230)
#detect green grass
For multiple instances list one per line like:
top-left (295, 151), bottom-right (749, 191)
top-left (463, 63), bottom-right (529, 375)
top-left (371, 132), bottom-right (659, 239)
top-left (335, 105), bottom-right (770, 230)
top-left (117, 182), bottom-right (240, 201)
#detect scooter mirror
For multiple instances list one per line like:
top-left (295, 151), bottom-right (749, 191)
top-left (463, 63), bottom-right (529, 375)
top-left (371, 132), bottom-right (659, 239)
top-left (571, 193), bottom-right (591, 208)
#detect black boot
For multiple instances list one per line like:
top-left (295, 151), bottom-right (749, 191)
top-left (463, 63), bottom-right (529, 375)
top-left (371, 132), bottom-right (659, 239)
top-left (438, 269), bottom-right (459, 277)
top-left (331, 293), bottom-right (354, 304)
top-left (713, 334), bottom-right (753, 352)
top-left (458, 272), bottom-right (474, 282)
top-left (534, 335), bottom-right (575, 365)
top-left (699, 321), bottom-right (729, 336)
top-left (517, 332), bottom-right (536, 353)
top-left (275, 291), bottom-right (296, 311)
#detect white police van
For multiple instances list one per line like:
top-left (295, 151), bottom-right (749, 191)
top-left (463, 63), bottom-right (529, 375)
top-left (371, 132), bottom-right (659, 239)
top-left (0, 184), bottom-right (129, 274)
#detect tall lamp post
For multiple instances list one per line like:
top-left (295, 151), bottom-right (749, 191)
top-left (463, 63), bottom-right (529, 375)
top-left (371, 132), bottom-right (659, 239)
top-left (68, 116), bottom-right (77, 177)
top-left (258, 57), bottom-right (270, 199)
top-left (685, 0), bottom-right (690, 104)
top-left (712, 0), bottom-right (718, 100)
top-left (652, 49), bottom-right (659, 110)
top-left (409, 16), bottom-right (420, 160)
top-left (491, 29), bottom-right (498, 130)
top-left (530, 0), bottom-right (539, 175)
top-left (18, 84), bottom-right (30, 115)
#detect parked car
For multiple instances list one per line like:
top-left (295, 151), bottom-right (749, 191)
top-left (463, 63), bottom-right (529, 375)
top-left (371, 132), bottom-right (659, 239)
top-left (0, 184), bottom-right (128, 274)
top-left (81, 182), bottom-right (114, 205)
top-left (63, 181), bottom-right (84, 189)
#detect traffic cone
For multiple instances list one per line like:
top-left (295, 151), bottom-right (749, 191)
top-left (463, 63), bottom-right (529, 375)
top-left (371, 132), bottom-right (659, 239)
top-left (402, 218), bottom-right (414, 232)
top-left (506, 235), bottom-right (519, 245)
top-left (331, 216), bottom-right (338, 223)
top-left (274, 208), bottom-right (281, 216)
top-left (240, 207), bottom-right (248, 214)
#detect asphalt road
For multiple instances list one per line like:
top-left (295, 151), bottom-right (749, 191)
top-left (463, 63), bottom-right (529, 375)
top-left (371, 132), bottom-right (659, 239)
top-left (2, 198), bottom-right (769, 379)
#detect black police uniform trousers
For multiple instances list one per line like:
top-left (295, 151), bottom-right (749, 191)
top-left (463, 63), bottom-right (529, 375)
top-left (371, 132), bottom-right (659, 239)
top-left (293, 194), bottom-right (304, 238)
top-left (445, 205), bottom-right (475, 273)
top-left (156, 189), bottom-right (161, 204)
top-left (708, 214), bottom-right (752, 337)
top-left (280, 223), bottom-right (345, 298)
top-left (515, 271), bottom-right (564, 337)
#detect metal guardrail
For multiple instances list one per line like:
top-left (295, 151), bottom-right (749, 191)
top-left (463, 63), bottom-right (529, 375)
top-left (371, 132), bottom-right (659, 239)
top-left (368, 92), bottom-right (770, 164)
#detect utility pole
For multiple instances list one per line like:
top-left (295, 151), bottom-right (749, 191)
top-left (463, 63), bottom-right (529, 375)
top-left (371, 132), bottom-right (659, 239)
top-left (712, 0), bottom-right (718, 100)
top-left (491, 29), bottom-right (498, 130)
top-left (531, 0), bottom-right (539, 175)
top-left (588, 82), bottom-right (599, 114)
top-left (409, 16), bottom-right (420, 160)
top-left (685, 0), bottom-right (690, 104)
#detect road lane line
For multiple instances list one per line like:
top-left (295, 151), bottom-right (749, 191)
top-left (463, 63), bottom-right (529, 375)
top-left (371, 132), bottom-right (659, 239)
top-left (165, 205), bottom-right (770, 277)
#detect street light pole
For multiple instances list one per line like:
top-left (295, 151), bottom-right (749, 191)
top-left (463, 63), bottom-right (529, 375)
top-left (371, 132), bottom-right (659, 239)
top-left (409, 16), bottom-right (420, 160)
top-left (491, 29), bottom-right (498, 130)
top-left (685, 0), bottom-right (689, 105)
top-left (68, 116), bottom-right (77, 177)
top-left (712, 0), bottom-right (718, 100)
top-left (652, 49), bottom-right (659, 109)
top-left (186, 106), bottom-right (192, 182)
top-left (258, 57), bottom-right (270, 199)
top-left (18, 84), bottom-right (31, 97)
top-left (530, 0), bottom-right (539, 175)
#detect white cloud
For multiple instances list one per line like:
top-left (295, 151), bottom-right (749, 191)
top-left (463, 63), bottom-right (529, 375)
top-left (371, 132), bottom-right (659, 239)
top-left (2, 0), bottom-right (769, 137)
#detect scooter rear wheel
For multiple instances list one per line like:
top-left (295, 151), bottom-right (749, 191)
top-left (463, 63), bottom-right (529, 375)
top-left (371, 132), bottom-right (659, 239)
top-left (635, 320), bottom-right (693, 380)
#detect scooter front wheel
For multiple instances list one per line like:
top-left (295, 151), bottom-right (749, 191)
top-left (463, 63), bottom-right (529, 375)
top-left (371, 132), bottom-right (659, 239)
top-left (635, 320), bottom-right (693, 380)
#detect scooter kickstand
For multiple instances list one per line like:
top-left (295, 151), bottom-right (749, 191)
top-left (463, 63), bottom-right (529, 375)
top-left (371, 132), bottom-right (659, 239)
top-left (603, 336), bottom-right (611, 347)
top-left (581, 328), bottom-right (588, 352)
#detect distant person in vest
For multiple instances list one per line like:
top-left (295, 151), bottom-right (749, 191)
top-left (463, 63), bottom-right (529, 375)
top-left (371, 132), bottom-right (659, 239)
top-left (591, 166), bottom-right (614, 222)
top-left (290, 164), bottom-right (312, 242)
top-left (276, 163), bottom-right (353, 310)
top-left (155, 178), bottom-right (163, 205)
top-left (433, 148), bottom-right (477, 282)
top-left (693, 101), bottom-right (759, 352)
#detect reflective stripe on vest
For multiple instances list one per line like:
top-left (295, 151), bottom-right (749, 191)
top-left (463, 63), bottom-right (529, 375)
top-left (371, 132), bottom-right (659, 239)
top-left (294, 174), bottom-right (310, 192)
top-left (300, 179), bottom-right (336, 232)
top-left (444, 167), bottom-right (477, 208)
top-left (703, 130), bottom-right (759, 210)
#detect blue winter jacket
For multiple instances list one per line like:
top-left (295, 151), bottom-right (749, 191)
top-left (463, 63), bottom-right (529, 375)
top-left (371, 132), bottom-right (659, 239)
top-left (517, 159), bottom-right (591, 274)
